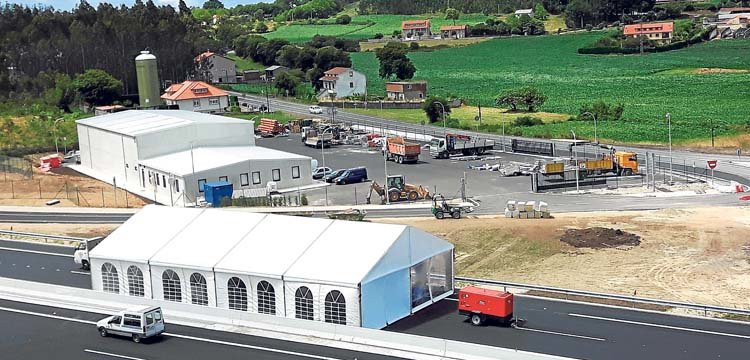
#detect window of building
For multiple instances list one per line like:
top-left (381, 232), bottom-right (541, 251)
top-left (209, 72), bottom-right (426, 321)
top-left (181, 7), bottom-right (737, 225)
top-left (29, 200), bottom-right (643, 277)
top-left (198, 179), bottom-right (206, 193)
top-left (272, 169), bottom-right (281, 182)
top-left (349, 71), bottom-right (353, 76)
top-left (227, 277), bottom-right (248, 311)
top-left (240, 173), bottom-right (249, 186)
top-left (349, 82), bottom-right (354, 88)
top-left (257, 281), bottom-right (276, 315)
top-left (101, 262), bottom-right (119, 294)
top-left (189, 273), bottom-right (208, 306)
top-left (292, 166), bottom-right (300, 179)
top-left (193, 99), bottom-right (201, 108)
top-left (162, 269), bottom-right (182, 302)
top-left (294, 286), bottom-right (314, 320)
top-left (156, 173), bottom-right (160, 186)
top-left (126, 265), bottom-right (144, 297)
top-left (174, 179), bottom-right (180, 192)
top-left (219, 176), bottom-right (228, 182)
top-left (148, 171), bottom-right (152, 184)
top-left (419, 93), bottom-right (423, 99)
top-left (209, 98), bottom-right (219, 106)
top-left (252, 171), bottom-right (261, 185)
top-left (324, 290), bottom-right (346, 325)
top-left (162, 175), bottom-right (166, 188)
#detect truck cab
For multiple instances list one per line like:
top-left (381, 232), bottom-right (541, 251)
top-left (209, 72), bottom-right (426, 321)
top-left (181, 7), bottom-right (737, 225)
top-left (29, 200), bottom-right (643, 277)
top-left (614, 151), bottom-right (638, 176)
top-left (97, 306), bottom-right (165, 343)
top-left (429, 138), bottom-right (446, 158)
top-left (73, 237), bottom-right (103, 270)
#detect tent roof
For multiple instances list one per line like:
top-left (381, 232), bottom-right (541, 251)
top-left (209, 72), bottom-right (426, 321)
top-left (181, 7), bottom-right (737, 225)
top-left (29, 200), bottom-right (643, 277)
top-left (139, 146), bottom-right (310, 176)
top-left (76, 110), bottom-right (248, 137)
top-left (89, 206), bottom-right (203, 263)
top-left (214, 214), bottom-right (334, 278)
top-left (149, 210), bottom-right (266, 270)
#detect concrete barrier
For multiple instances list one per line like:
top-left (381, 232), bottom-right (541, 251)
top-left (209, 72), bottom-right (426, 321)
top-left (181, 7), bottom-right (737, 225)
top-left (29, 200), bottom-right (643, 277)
top-left (0, 277), bottom-right (572, 360)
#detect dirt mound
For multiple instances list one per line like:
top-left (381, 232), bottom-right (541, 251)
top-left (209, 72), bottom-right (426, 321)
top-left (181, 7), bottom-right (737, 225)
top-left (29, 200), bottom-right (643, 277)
top-left (561, 227), bottom-right (641, 249)
top-left (693, 68), bottom-right (750, 75)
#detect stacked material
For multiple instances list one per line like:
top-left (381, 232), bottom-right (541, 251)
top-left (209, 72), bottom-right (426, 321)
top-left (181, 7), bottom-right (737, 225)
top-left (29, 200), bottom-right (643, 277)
top-left (504, 200), bottom-right (551, 219)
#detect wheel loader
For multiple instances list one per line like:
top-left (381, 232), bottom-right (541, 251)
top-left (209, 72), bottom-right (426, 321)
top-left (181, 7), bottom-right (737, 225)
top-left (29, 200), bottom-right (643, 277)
top-left (366, 175), bottom-right (430, 204)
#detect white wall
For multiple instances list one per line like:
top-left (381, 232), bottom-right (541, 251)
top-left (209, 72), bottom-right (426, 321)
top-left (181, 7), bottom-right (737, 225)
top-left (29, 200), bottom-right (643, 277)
top-left (332, 70), bottom-right (367, 99)
top-left (78, 125), bottom-right (139, 188)
top-left (90, 258), bottom-right (155, 298)
top-left (149, 265), bottom-right (217, 307)
top-left (215, 272), bottom-right (286, 316)
top-left (284, 281), bottom-right (361, 327)
top-left (171, 96), bottom-right (229, 113)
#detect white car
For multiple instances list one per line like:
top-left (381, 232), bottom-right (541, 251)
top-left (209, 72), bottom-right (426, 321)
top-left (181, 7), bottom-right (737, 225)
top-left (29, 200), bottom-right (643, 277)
top-left (97, 306), bottom-right (165, 343)
top-left (309, 105), bottom-right (323, 114)
top-left (312, 166), bottom-right (333, 180)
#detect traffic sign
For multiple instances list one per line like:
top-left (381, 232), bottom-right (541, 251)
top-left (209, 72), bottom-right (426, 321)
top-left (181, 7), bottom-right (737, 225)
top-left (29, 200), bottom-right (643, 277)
top-left (707, 160), bottom-right (717, 169)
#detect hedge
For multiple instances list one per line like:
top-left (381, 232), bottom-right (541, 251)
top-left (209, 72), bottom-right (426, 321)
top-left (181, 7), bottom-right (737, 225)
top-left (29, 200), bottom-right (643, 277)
top-left (577, 26), bottom-right (715, 55)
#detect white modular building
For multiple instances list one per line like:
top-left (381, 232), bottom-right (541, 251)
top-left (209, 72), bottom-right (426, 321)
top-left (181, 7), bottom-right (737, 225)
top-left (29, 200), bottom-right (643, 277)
top-left (75, 110), bottom-right (313, 206)
top-left (89, 206), bottom-right (454, 329)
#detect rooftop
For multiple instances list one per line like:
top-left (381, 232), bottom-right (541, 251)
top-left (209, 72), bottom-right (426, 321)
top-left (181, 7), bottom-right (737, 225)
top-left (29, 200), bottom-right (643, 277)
top-left (623, 22), bottom-right (674, 35)
top-left (440, 25), bottom-right (467, 31)
top-left (402, 20), bottom-right (430, 30)
top-left (324, 67), bottom-right (351, 75)
top-left (161, 80), bottom-right (228, 101)
top-left (76, 110), bottom-right (247, 137)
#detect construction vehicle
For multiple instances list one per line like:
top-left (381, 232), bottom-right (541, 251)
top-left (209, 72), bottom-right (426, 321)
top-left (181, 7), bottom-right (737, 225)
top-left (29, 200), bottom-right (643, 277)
top-left (543, 150), bottom-right (638, 177)
top-left (366, 175), bottom-right (430, 204)
top-left (429, 134), bottom-right (495, 159)
top-left (430, 193), bottom-right (478, 219)
top-left (458, 286), bottom-right (514, 326)
top-left (383, 136), bottom-right (421, 164)
top-left (302, 128), bottom-right (333, 148)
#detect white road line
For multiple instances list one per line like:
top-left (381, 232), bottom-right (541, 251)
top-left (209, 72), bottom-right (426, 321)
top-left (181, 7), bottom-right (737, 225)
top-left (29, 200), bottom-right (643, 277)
top-left (84, 349), bottom-right (146, 360)
top-left (70, 270), bottom-right (90, 275)
top-left (513, 325), bottom-right (606, 341)
top-left (568, 313), bottom-right (750, 339)
top-left (0, 246), bottom-right (72, 257)
top-left (0, 305), bottom-right (345, 360)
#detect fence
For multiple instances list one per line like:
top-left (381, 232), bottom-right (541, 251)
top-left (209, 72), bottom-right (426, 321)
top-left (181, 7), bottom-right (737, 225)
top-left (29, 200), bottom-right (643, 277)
top-left (456, 276), bottom-right (750, 320)
top-left (0, 179), bottom-right (145, 208)
top-left (0, 154), bottom-right (33, 181)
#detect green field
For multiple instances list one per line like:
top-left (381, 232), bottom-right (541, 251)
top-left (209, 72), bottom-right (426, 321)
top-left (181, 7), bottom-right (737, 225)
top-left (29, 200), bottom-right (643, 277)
top-left (226, 53), bottom-right (265, 71)
top-left (264, 13), bottom-right (491, 43)
top-left (350, 34), bottom-right (750, 144)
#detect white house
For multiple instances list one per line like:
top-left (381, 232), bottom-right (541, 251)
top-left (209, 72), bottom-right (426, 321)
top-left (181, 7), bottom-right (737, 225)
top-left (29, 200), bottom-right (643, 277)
top-left (75, 110), bottom-right (313, 206)
top-left (195, 51), bottom-right (237, 84)
top-left (317, 67), bottom-right (367, 100)
top-left (161, 80), bottom-right (230, 114)
top-left (89, 205), bottom-right (455, 329)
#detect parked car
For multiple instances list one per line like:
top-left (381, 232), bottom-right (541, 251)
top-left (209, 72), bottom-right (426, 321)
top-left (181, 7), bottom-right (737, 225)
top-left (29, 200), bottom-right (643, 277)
top-left (323, 169), bottom-right (347, 183)
top-left (309, 105), bottom-right (323, 114)
top-left (313, 166), bottom-right (333, 180)
top-left (335, 167), bottom-right (368, 185)
top-left (97, 306), bottom-right (165, 343)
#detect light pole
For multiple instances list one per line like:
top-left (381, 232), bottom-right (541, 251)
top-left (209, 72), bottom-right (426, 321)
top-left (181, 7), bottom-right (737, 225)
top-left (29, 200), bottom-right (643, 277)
top-left (320, 127), bottom-right (333, 206)
top-left (53, 117), bottom-right (65, 154)
top-left (666, 112), bottom-right (673, 183)
top-left (571, 130), bottom-right (580, 193)
top-left (433, 100), bottom-right (447, 131)
top-left (383, 139), bottom-right (390, 205)
top-left (581, 111), bottom-right (598, 144)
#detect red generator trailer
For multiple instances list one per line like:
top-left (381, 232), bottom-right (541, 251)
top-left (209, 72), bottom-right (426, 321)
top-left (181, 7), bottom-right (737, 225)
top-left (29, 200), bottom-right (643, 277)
top-left (458, 286), bottom-right (514, 326)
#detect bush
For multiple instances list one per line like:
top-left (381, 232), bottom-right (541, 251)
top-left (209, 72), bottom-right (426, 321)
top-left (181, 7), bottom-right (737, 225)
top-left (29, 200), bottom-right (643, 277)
top-left (336, 14), bottom-right (351, 24)
top-left (514, 116), bottom-right (544, 126)
top-left (409, 42), bottom-right (420, 50)
top-left (373, 33), bottom-right (383, 39)
top-left (301, 194), bottom-right (309, 206)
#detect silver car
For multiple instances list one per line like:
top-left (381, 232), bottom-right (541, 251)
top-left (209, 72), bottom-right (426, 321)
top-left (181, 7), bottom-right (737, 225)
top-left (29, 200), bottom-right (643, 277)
top-left (97, 306), bottom-right (165, 343)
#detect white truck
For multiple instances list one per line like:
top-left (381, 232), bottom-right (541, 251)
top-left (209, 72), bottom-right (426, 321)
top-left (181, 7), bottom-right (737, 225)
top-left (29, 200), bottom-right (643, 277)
top-left (429, 134), bottom-right (495, 159)
top-left (73, 237), bottom-right (104, 270)
top-left (97, 306), bottom-right (165, 343)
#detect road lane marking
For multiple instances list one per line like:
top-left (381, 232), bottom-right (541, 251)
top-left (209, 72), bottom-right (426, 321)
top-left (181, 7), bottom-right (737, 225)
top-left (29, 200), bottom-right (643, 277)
top-left (512, 324), bottom-right (606, 341)
top-left (0, 246), bottom-right (73, 257)
top-left (568, 313), bottom-right (750, 339)
top-left (70, 270), bottom-right (90, 275)
top-left (0, 305), bottom-right (346, 360)
top-left (84, 349), bottom-right (146, 360)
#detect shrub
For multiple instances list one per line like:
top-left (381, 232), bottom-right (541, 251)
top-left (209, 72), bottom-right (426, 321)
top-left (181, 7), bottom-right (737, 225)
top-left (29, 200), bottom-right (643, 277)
top-left (336, 14), bottom-right (351, 25)
top-left (373, 33), bottom-right (383, 39)
top-left (409, 42), bottom-right (420, 50)
top-left (514, 116), bottom-right (544, 126)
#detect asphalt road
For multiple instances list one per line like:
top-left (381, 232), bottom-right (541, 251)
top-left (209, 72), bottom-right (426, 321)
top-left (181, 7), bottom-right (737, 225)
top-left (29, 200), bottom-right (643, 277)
top-left (0, 210), bottom-right (132, 224)
top-left (0, 299), bottom-right (406, 360)
top-left (2, 240), bottom-right (749, 360)
top-left (0, 239), bottom-right (90, 288)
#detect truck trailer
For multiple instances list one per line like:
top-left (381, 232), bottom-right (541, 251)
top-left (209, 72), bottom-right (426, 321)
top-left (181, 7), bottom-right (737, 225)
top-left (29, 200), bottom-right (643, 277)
top-left (458, 285), bottom-right (514, 326)
top-left (429, 134), bottom-right (495, 159)
top-left (383, 136), bottom-right (421, 163)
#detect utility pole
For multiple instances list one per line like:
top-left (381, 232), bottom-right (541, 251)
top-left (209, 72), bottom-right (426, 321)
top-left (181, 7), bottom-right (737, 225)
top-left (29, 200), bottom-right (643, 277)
top-left (666, 112), bottom-right (673, 183)
top-left (571, 130), bottom-right (580, 193)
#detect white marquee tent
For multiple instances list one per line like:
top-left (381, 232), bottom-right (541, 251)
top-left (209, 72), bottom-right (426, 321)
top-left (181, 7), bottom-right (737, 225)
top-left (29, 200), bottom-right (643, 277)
top-left (89, 205), bottom-right (454, 329)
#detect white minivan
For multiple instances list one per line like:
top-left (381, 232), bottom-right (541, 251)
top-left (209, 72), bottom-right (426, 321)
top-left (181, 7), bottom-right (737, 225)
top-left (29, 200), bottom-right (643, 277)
top-left (97, 306), bottom-right (165, 343)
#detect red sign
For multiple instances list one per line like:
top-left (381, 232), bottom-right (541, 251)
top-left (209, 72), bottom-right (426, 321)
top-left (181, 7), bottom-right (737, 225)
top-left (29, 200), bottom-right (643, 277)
top-left (707, 160), bottom-right (717, 169)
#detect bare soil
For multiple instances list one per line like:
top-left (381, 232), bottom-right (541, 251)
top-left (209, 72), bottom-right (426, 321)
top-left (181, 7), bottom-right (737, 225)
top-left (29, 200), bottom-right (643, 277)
top-left (378, 206), bottom-right (750, 309)
top-left (693, 67), bottom-right (750, 75)
top-left (560, 227), bottom-right (641, 249)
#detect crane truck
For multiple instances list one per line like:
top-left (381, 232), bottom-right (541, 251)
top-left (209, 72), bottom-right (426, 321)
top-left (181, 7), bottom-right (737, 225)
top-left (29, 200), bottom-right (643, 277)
top-left (383, 136), bottom-right (421, 164)
top-left (429, 134), bottom-right (495, 159)
top-left (543, 148), bottom-right (639, 177)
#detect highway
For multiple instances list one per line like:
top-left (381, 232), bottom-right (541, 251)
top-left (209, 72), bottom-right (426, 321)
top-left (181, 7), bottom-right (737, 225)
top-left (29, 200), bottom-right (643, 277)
top-left (1, 240), bottom-right (748, 359)
top-left (0, 299), bottom-right (405, 360)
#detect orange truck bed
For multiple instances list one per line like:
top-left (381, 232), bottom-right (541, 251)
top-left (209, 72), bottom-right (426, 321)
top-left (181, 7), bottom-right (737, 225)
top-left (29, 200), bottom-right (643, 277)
top-left (386, 137), bottom-right (420, 163)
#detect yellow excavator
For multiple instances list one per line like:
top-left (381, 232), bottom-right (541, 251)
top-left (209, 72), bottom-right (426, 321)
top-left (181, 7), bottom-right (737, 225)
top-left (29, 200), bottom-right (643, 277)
top-left (366, 175), bottom-right (431, 204)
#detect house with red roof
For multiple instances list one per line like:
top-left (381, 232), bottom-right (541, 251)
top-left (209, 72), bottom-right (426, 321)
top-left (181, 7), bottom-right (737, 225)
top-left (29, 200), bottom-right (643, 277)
top-left (402, 20), bottom-right (432, 39)
top-left (161, 80), bottom-right (230, 113)
top-left (195, 51), bottom-right (236, 84)
top-left (623, 22), bottom-right (674, 43)
top-left (318, 67), bottom-right (367, 100)
top-left (440, 25), bottom-right (468, 39)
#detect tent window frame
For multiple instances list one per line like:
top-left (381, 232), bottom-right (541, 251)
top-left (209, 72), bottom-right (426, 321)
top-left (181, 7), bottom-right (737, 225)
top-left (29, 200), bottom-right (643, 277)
top-left (324, 290), bottom-right (346, 325)
top-left (101, 262), bottom-right (119, 294)
top-left (227, 277), bottom-right (248, 311)
top-left (294, 286), bottom-right (314, 320)
top-left (126, 265), bottom-right (144, 297)
top-left (257, 280), bottom-right (276, 315)
top-left (189, 272), bottom-right (209, 306)
top-left (162, 269), bottom-right (182, 302)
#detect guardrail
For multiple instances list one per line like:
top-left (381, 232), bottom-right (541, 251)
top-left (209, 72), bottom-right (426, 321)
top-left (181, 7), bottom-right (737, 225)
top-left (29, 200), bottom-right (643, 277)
top-left (0, 229), bottom-right (88, 244)
top-left (456, 276), bottom-right (750, 318)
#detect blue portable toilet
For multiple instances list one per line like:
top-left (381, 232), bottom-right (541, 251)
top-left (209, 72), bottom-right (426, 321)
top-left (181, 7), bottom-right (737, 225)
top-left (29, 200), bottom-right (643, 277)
top-left (203, 181), bottom-right (233, 207)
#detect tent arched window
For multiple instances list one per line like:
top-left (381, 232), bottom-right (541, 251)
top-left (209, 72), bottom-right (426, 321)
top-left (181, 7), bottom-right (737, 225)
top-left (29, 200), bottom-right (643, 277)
top-left (126, 265), bottom-right (144, 297)
top-left (101, 263), bottom-right (119, 294)
top-left (162, 269), bottom-right (181, 302)
top-left (324, 290), bottom-right (346, 325)
top-left (189, 273), bottom-right (208, 306)
top-left (294, 286), bottom-right (314, 320)
top-left (257, 281), bottom-right (276, 315)
top-left (227, 277), bottom-right (248, 311)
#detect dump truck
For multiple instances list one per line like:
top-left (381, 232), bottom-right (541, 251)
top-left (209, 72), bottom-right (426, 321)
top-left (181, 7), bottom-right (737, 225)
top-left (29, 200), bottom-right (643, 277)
top-left (302, 128), bottom-right (333, 148)
top-left (429, 134), bottom-right (495, 159)
top-left (366, 175), bottom-right (430, 204)
top-left (458, 286), bottom-right (514, 326)
top-left (383, 136), bottom-right (421, 164)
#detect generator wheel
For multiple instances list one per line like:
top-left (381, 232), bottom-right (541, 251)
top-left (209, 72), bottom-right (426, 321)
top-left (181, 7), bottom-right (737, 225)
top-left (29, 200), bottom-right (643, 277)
top-left (470, 314), bottom-right (484, 326)
top-left (407, 191), bottom-right (418, 201)
top-left (435, 211), bottom-right (444, 219)
top-left (451, 210), bottom-right (461, 219)
top-left (388, 190), bottom-right (401, 203)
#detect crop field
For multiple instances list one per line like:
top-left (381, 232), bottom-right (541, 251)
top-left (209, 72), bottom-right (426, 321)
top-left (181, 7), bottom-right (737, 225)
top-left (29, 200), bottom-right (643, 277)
top-left (264, 13), bottom-right (491, 43)
top-left (350, 34), bottom-right (750, 144)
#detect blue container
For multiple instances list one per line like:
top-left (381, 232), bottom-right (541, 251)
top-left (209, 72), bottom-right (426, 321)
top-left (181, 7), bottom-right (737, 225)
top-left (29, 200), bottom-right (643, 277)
top-left (203, 181), bottom-right (233, 207)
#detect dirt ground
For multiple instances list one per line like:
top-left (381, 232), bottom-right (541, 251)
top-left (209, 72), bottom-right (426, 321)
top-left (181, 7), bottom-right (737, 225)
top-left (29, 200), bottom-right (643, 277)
top-left (378, 206), bottom-right (750, 309)
top-left (0, 165), bottom-right (148, 208)
top-left (0, 223), bottom-right (119, 246)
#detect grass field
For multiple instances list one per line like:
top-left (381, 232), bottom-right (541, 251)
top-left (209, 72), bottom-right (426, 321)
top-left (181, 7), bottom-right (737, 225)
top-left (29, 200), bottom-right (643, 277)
top-left (360, 37), bottom-right (491, 52)
top-left (350, 34), bottom-right (750, 144)
top-left (347, 106), bottom-right (569, 127)
top-left (226, 54), bottom-right (265, 71)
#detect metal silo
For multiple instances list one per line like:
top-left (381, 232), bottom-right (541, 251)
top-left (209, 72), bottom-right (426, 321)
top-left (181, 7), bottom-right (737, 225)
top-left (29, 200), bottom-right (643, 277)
top-left (135, 50), bottom-right (162, 107)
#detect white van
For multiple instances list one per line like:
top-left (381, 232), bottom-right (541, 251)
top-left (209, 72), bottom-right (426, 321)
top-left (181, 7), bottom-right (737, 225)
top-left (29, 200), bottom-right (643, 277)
top-left (97, 306), bottom-right (165, 343)
top-left (73, 237), bottom-right (103, 270)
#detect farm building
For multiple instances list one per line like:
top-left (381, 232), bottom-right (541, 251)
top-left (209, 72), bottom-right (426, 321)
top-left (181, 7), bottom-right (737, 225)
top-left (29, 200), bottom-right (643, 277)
top-left (386, 81), bottom-right (427, 101)
top-left (75, 110), bottom-right (313, 206)
top-left (90, 205), bottom-right (455, 329)
top-left (195, 51), bottom-right (236, 84)
top-left (402, 20), bottom-right (432, 40)
top-left (440, 25), bottom-right (468, 39)
top-left (623, 22), bottom-right (674, 43)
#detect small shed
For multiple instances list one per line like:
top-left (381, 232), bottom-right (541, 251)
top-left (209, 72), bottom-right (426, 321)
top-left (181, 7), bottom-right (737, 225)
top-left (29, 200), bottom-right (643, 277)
top-left (203, 181), bottom-right (233, 207)
top-left (265, 65), bottom-right (288, 80)
top-left (243, 70), bottom-right (261, 82)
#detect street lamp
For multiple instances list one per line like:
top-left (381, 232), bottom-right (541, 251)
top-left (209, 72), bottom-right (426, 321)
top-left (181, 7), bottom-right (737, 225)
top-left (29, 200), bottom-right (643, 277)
top-left (320, 127), bottom-right (333, 206)
top-left (666, 112), bottom-right (673, 183)
top-left (581, 111), bottom-right (598, 144)
top-left (433, 100), bottom-right (447, 130)
top-left (53, 117), bottom-right (65, 154)
top-left (383, 139), bottom-right (390, 205)
top-left (571, 130), bottom-right (580, 193)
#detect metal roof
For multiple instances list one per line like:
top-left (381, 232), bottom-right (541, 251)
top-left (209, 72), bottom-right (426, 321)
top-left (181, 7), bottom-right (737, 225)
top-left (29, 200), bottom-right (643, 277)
top-left (139, 146), bottom-right (310, 176)
top-left (75, 110), bottom-right (248, 137)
